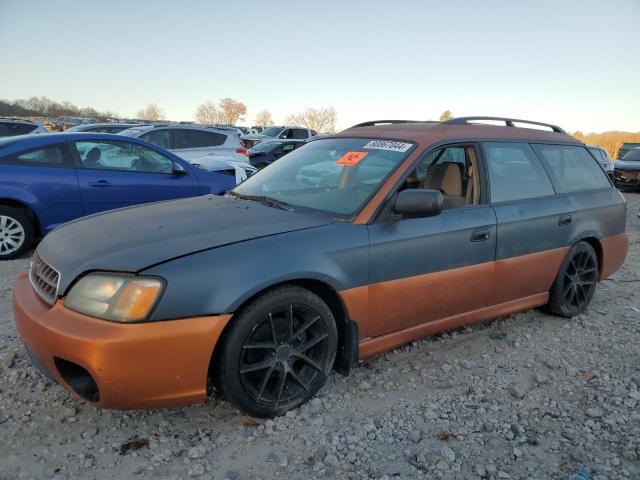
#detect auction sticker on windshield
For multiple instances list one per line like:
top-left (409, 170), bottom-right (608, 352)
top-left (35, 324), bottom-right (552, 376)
top-left (336, 151), bottom-right (368, 166)
top-left (363, 140), bottom-right (413, 153)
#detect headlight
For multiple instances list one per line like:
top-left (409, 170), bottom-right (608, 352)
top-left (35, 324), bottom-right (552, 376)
top-left (64, 273), bottom-right (164, 322)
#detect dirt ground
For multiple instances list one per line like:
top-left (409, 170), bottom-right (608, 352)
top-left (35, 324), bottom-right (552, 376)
top-left (0, 194), bottom-right (638, 480)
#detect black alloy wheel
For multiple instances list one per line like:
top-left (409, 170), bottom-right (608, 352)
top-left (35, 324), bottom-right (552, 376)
top-left (547, 241), bottom-right (598, 317)
top-left (215, 286), bottom-right (337, 417)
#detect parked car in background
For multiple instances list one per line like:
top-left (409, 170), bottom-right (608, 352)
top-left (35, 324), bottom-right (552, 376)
top-left (248, 139), bottom-right (306, 168)
top-left (613, 147), bottom-right (640, 190)
top-left (0, 133), bottom-right (238, 259)
top-left (617, 142), bottom-right (640, 159)
top-left (0, 118), bottom-right (48, 137)
top-left (65, 123), bottom-right (142, 134)
top-left (12, 117), bottom-right (627, 417)
top-left (242, 126), bottom-right (317, 147)
top-left (587, 144), bottom-right (614, 179)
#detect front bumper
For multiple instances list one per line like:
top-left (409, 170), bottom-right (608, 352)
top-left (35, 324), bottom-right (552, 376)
top-left (13, 272), bottom-right (232, 409)
top-left (614, 170), bottom-right (640, 187)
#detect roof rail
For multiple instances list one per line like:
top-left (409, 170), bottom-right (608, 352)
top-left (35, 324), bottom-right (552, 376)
top-left (444, 116), bottom-right (566, 134)
top-left (350, 120), bottom-right (427, 129)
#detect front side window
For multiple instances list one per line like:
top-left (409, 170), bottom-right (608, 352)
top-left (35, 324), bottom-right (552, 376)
top-left (483, 142), bottom-right (555, 203)
top-left (233, 138), bottom-right (415, 218)
top-left (400, 145), bottom-right (481, 209)
top-left (1, 145), bottom-right (71, 167)
top-left (141, 129), bottom-right (171, 149)
top-left (290, 129), bottom-right (309, 139)
top-left (261, 127), bottom-right (283, 137)
top-left (532, 144), bottom-right (611, 193)
top-left (75, 140), bottom-right (175, 174)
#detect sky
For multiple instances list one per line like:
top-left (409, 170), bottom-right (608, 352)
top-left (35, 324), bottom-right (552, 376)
top-left (1, 0), bottom-right (639, 132)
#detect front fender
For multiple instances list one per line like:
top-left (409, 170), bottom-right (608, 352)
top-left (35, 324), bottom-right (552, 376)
top-left (143, 222), bottom-right (370, 321)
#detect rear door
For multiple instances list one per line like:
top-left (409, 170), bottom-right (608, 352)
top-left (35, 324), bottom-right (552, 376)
top-left (484, 141), bottom-right (574, 304)
top-left (366, 144), bottom-right (497, 336)
top-left (0, 143), bottom-right (82, 232)
top-left (72, 139), bottom-right (199, 214)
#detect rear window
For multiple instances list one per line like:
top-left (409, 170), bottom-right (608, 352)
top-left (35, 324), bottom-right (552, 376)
top-left (0, 145), bottom-right (71, 168)
top-left (532, 144), bottom-right (611, 193)
top-left (0, 121), bottom-right (38, 137)
top-left (482, 142), bottom-right (555, 203)
top-left (622, 148), bottom-right (640, 161)
top-left (173, 129), bottom-right (226, 148)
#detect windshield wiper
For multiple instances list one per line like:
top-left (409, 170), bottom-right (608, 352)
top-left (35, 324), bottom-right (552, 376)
top-left (226, 192), bottom-right (294, 212)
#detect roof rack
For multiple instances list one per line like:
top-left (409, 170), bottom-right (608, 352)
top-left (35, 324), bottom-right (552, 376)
top-left (444, 116), bottom-right (566, 134)
top-left (350, 120), bottom-right (427, 128)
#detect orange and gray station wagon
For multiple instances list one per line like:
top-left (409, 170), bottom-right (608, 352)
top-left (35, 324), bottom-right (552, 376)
top-left (14, 117), bottom-right (628, 417)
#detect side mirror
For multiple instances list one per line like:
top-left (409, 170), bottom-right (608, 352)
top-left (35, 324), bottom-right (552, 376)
top-left (393, 189), bottom-right (443, 218)
top-left (173, 162), bottom-right (188, 175)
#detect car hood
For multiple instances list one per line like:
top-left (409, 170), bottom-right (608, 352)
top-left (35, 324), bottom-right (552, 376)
top-left (614, 160), bottom-right (640, 171)
top-left (38, 195), bottom-right (334, 293)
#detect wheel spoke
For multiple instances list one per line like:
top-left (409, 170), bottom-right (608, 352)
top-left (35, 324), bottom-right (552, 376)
top-left (291, 315), bottom-right (320, 341)
top-left (274, 366), bottom-right (287, 407)
top-left (287, 305), bottom-right (294, 340)
top-left (292, 352), bottom-right (324, 373)
top-left (240, 358), bottom-right (274, 374)
top-left (288, 369), bottom-right (310, 393)
top-left (295, 333), bottom-right (328, 353)
top-left (256, 363), bottom-right (277, 402)
top-left (268, 313), bottom-right (278, 344)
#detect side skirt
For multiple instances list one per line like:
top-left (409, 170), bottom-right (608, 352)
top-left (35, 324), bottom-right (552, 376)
top-left (358, 292), bottom-right (548, 359)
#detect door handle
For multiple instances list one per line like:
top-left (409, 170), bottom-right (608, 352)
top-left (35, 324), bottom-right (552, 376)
top-left (558, 214), bottom-right (572, 226)
top-left (470, 228), bottom-right (490, 242)
top-left (88, 180), bottom-right (112, 187)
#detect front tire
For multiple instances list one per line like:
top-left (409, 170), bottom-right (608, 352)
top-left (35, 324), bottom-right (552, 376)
top-left (0, 206), bottom-right (34, 260)
top-left (547, 241), bottom-right (598, 317)
top-left (215, 286), bottom-right (338, 418)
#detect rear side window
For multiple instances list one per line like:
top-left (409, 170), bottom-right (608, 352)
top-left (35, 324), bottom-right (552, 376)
top-left (483, 142), bottom-right (555, 203)
top-left (141, 129), bottom-right (171, 149)
top-left (0, 145), bottom-right (71, 168)
top-left (532, 144), bottom-right (610, 193)
top-left (173, 129), bottom-right (226, 148)
top-left (290, 129), bottom-right (309, 139)
top-left (0, 122), bottom-right (38, 137)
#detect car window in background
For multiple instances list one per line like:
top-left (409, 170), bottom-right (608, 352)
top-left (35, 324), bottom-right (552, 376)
top-left (291, 129), bottom-right (308, 139)
top-left (234, 138), bottom-right (414, 217)
top-left (621, 148), bottom-right (640, 161)
top-left (532, 144), bottom-right (610, 193)
top-left (1, 145), bottom-right (71, 167)
top-left (75, 140), bottom-right (175, 174)
top-left (588, 147), bottom-right (607, 163)
top-left (261, 127), bottom-right (283, 137)
top-left (173, 129), bottom-right (226, 148)
top-left (0, 122), bottom-right (38, 137)
top-left (483, 142), bottom-right (555, 203)
top-left (140, 129), bottom-right (171, 149)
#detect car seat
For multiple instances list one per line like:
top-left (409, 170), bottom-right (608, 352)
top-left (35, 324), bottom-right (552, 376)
top-left (422, 163), bottom-right (466, 209)
top-left (84, 147), bottom-right (102, 168)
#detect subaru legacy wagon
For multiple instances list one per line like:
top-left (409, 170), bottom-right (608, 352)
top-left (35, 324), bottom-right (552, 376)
top-left (14, 117), bottom-right (627, 417)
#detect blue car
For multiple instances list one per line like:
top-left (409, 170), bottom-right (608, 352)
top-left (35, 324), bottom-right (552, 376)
top-left (248, 139), bottom-right (306, 168)
top-left (0, 133), bottom-right (236, 259)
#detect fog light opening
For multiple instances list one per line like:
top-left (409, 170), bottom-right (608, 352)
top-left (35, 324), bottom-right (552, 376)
top-left (54, 357), bottom-right (100, 403)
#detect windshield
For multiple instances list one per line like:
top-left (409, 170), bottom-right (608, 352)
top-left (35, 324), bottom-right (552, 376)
top-left (251, 141), bottom-right (280, 153)
top-left (622, 148), bottom-right (640, 161)
top-left (233, 138), bottom-right (415, 218)
top-left (260, 127), bottom-right (283, 137)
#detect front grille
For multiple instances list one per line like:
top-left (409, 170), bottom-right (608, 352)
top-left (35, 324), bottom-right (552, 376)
top-left (29, 251), bottom-right (60, 305)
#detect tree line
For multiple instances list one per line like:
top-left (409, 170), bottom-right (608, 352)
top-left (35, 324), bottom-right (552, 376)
top-left (0, 96), bottom-right (117, 119)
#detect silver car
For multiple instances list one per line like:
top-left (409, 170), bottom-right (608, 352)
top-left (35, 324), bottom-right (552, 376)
top-left (242, 125), bottom-right (317, 147)
top-left (120, 124), bottom-right (256, 184)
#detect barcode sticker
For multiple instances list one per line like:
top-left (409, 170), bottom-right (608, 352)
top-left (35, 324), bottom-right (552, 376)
top-left (363, 140), bottom-right (413, 152)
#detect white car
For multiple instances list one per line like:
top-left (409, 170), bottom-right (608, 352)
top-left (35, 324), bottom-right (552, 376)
top-left (120, 124), bottom-right (256, 184)
top-left (241, 125), bottom-right (317, 146)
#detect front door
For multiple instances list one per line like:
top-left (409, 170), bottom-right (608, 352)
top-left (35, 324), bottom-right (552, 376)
top-left (71, 139), bottom-right (199, 215)
top-left (366, 144), bottom-right (497, 337)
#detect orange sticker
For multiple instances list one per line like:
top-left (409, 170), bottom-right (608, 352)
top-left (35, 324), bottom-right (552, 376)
top-left (336, 151), bottom-right (368, 166)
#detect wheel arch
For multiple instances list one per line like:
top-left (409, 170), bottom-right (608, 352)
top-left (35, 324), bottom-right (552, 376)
top-left (0, 197), bottom-right (42, 237)
top-left (570, 233), bottom-right (603, 277)
top-left (208, 278), bottom-right (359, 383)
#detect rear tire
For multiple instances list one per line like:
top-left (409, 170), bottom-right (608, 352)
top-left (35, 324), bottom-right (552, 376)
top-left (547, 241), bottom-right (598, 317)
top-left (215, 286), bottom-right (337, 418)
top-left (0, 206), bottom-right (34, 260)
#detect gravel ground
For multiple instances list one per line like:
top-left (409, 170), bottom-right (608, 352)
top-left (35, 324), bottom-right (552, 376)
top-left (1, 194), bottom-right (639, 480)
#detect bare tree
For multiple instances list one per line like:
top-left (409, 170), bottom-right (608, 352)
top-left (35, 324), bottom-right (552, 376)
top-left (254, 110), bottom-right (274, 128)
top-left (195, 101), bottom-right (220, 124)
top-left (217, 98), bottom-right (247, 125)
top-left (285, 106), bottom-right (337, 132)
top-left (439, 110), bottom-right (454, 121)
top-left (136, 103), bottom-right (164, 121)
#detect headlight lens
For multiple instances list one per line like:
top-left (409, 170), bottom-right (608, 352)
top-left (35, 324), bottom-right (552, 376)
top-left (64, 273), bottom-right (164, 322)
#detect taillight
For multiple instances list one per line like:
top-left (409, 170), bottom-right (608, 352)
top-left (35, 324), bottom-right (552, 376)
top-left (236, 147), bottom-right (248, 156)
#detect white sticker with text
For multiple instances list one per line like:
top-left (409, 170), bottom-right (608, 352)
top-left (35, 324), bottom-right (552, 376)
top-left (363, 140), bottom-right (413, 153)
